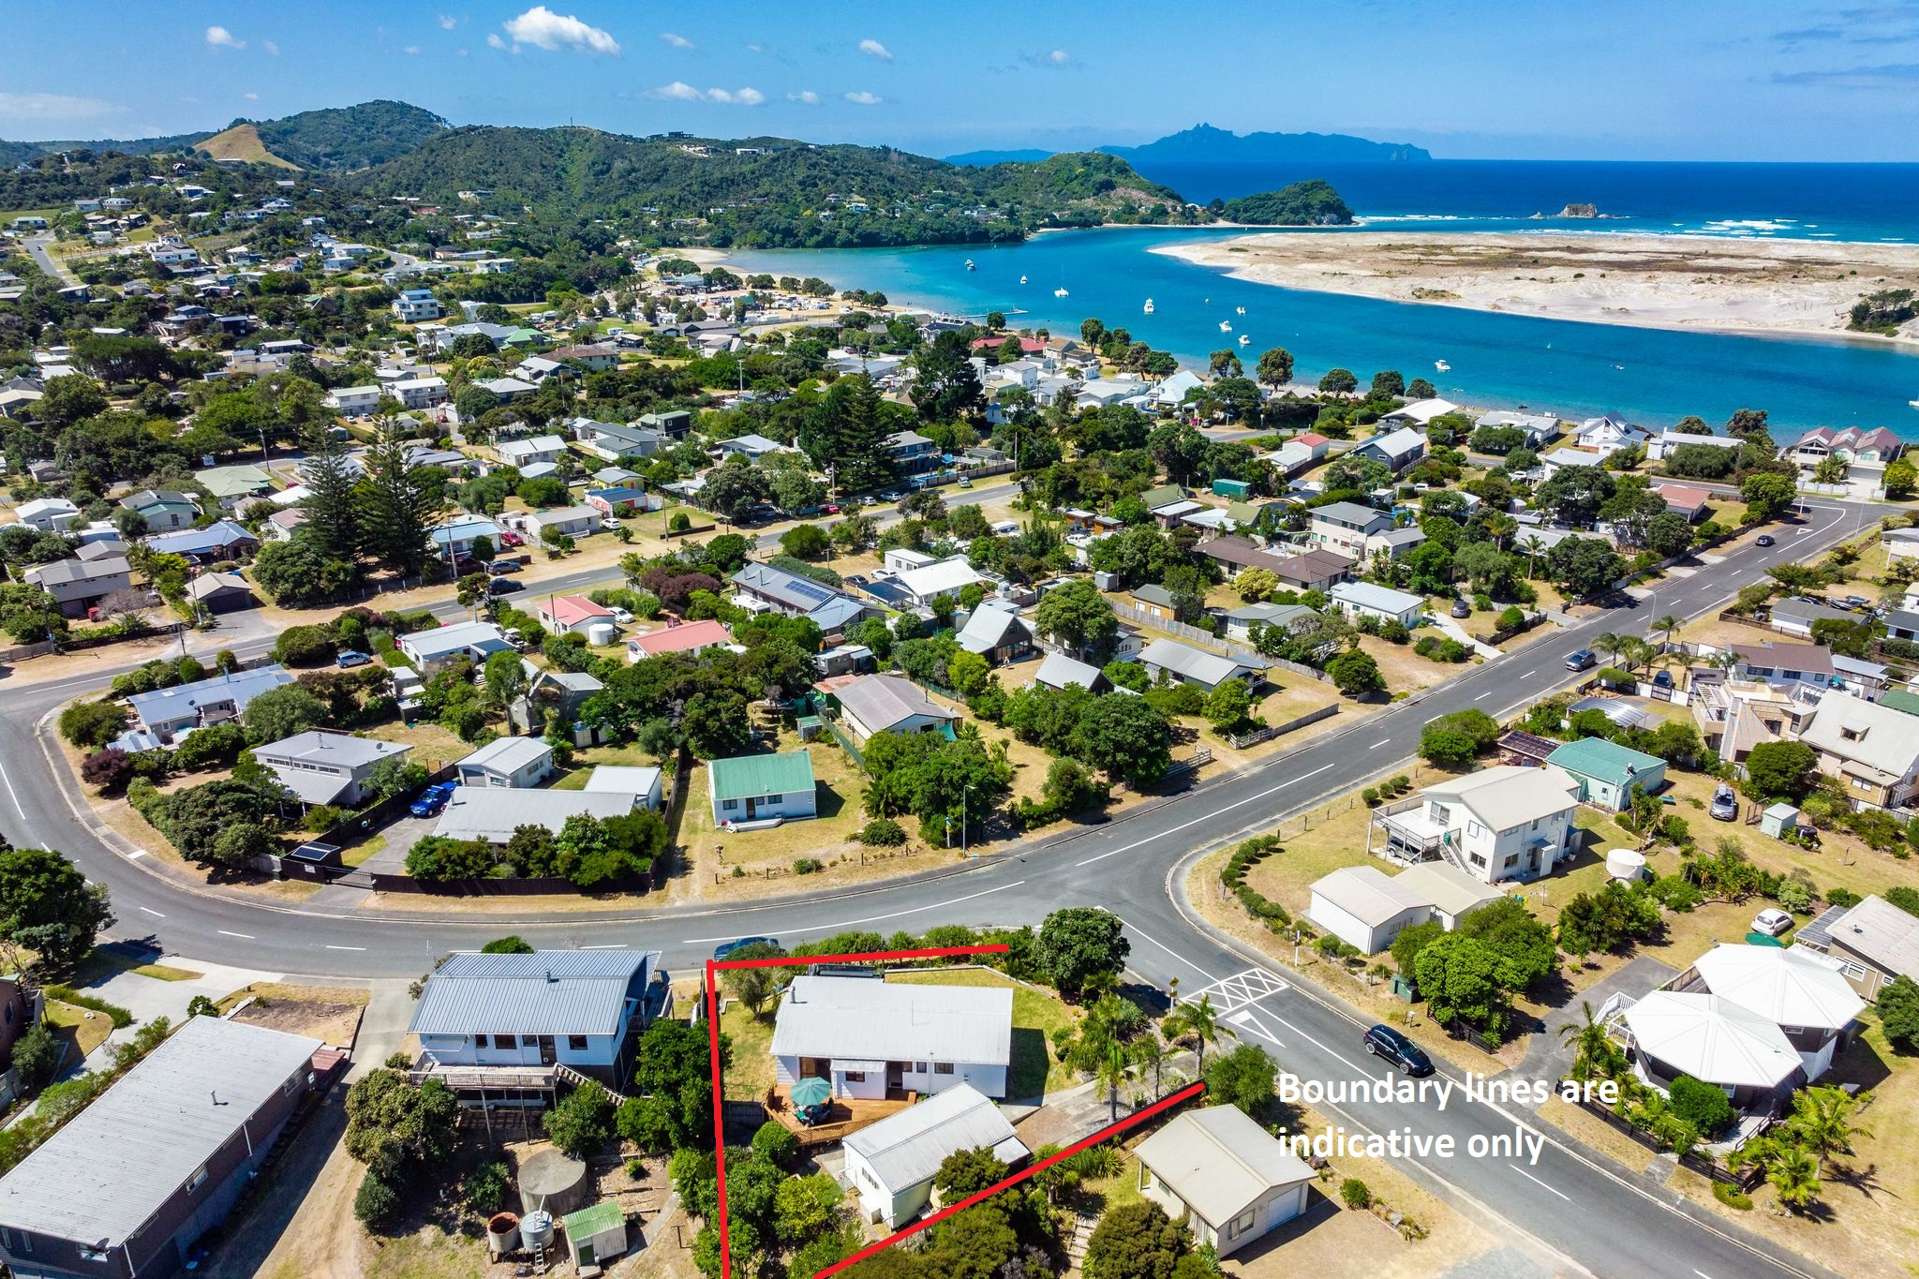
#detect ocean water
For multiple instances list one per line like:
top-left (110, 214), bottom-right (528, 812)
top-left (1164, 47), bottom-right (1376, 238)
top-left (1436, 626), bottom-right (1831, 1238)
top-left (730, 212), bottom-right (1919, 434)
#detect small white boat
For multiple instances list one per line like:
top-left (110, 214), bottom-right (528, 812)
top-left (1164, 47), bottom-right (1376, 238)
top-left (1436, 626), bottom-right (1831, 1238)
top-left (1143, 298), bottom-right (1154, 314)
top-left (1218, 320), bottom-right (1232, 333)
top-left (1053, 286), bottom-right (1069, 298)
top-left (1019, 274), bottom-right (1027, 285)
top-left (1909, 398), bottom-right (1919, 410)
top-left (1434, 359), bottom-right (1451, 372)
top-left (965, 258), bottom-right (976, 271)
top-left (1238, 334), bottom-right (1251, 346)
top-left (1235, 305), bottom-right (1246, 315)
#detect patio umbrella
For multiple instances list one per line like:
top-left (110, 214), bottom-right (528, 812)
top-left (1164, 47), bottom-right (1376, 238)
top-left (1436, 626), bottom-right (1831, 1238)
top-left (791, 1077), bottom-right (832, 1108)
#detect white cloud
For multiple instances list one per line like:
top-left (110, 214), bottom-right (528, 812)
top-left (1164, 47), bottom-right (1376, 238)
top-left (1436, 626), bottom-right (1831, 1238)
top-left (403, 45), bottom-right (421, 55)
top-left (486, 32), bottom-right (507, 49)
top-left (1048, 49), bottom-right (1070, 65)
top-left (501, 6), bottom-right (620, 55)
top-left (0, 91), bottom-right (122, 123)
top-left (649, 82), bottom-right (764, 105)
top-left (659, 31), bottom-right (693, 49)
top-left (204, 25), bottom-right (245, 50)
top-left (844, 90), bottom-right (882, 105)
top-left (243, 92), bottom-right (260, 101)
top-left (858, 38), bottom-right (892, 60)
top-left (787, 89), bottom-right (821, 105)
top-left (438, 14), bottom-right (459, 30)
top-left (746, 42), bottom-right (766, 54)
top-left (263, 39), bottom-right (280, 56)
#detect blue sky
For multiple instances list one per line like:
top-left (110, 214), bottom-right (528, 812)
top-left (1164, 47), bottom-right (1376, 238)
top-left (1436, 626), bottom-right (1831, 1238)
top-left (5, 1), bottom-right (1919, 160)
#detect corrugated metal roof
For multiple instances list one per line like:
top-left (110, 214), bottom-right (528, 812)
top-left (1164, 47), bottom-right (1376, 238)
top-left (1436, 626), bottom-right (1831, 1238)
top-left (409, 950), bottom-right (654, 1036)
top-left (0, 1016), bottom-right (322, 1246)
top-left (709, 751), bottom-right (815, 803)
top-left (458, 735), bottom-right (553, 775)
top-left (771, 976), bottom-right (1011, 1066)
top-left (844, 1083), bottom-right (1025, 1191)
top-left (1134, 1106), bottom-right (1314, 1227)
top-left (126, 664), bottom-right (293, 724)
top-left (1545, 736), bottom-right (1666, 787)
top-left (433, 788), bottom-right (640, 841)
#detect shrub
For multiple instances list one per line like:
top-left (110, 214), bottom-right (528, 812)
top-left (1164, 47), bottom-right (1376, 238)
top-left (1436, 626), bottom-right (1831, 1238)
top-left (274, 625), bottom-right (337, 667)
top-left (186, 994), bottom-right (219, 1018)
top-left (1668, 1075), bottom-right (1736, 1138)
top-left (80, 748), bottom-right (135, 790)
top-left (59, 700), bottom-right (129, 749)
top-left (353, 1173), bottom-right (403, 1231)
top-left (1362, 787), bottom-right (1380, 807)
top-left (793, 858), bottom-right (824, 875)
top-left (1340, 1178), bottom-right (1372, 1209)
top-left (1712, 1180), bottom-right (1753, 1210)
top-left (669, 511), bottom-right (692, 533)
top-left (858, 818), bottom-right (907, 847)
top-left (462, 1160), bottom-right (511, 1214)
top-left (751, 1119), bottom-right (799, 1168)
top-left (544, 1080), bottom-right (616, 1158)
top-left (1825, 887), bottom-right (1862, 909)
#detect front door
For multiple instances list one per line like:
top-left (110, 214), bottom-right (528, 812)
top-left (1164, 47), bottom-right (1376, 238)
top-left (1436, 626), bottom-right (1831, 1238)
top-left (746, 796), bottom-right (759, 819)
top-left (537, 1035), bottom-right (556, 1065)
top-left (887, 1061), bottom-right (904, 1092)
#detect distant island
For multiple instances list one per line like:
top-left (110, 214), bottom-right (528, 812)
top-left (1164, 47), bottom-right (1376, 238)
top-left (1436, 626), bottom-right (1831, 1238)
top-left (948, 123), bottom-right (1430, 168)
top-left (1219, 180), bottom-right (1355, 226)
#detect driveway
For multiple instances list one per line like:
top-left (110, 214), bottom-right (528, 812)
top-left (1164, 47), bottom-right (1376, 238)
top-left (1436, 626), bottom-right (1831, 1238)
top-left (1517, 954), bottom-right (1678, 1088)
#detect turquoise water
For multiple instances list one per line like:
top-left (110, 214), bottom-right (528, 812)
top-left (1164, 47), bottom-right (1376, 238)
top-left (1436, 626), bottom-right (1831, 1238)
top-left (730, 227), bottom-right (1919, 434)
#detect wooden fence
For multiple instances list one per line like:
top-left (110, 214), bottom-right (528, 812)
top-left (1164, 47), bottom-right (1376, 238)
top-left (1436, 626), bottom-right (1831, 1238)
top-left (1224, 702), bottom-right (1338, 749)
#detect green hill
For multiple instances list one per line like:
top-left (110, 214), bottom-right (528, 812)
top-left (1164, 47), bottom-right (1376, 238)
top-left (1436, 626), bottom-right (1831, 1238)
top-left (0, 100), bottom-right (447, 173)
top-left (353, 126), bottom-right (1205, 246)
top-left (1219, 180), bottom-right (1355, 226)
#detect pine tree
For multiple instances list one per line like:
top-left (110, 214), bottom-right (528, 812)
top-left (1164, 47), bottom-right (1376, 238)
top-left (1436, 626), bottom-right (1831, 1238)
top-left (357, 417), bottom-right (442, 579)
top-left (813, 374), bottom-right (891, 495)
top-left (300, 425), bottom-right (362, 561)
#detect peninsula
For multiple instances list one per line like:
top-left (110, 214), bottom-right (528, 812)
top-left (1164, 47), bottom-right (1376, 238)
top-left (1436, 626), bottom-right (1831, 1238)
top-left (1154, 231), bottom-right (1919, 342)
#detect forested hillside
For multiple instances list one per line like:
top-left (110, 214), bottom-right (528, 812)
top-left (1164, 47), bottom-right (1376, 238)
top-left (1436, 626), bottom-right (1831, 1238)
top-left (1219, 180), bottom-right (1355, 225)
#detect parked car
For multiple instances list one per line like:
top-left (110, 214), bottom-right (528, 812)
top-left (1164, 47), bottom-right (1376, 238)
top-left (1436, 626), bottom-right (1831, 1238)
top-left (713, 936), bottom-right (780, 960)
top-left (1362, 1024), bottom-right (1433, 1076)
top-left (607, 607), bottom-right (634, 624)
top-left (485, 559), bottom-right (523, 576)
top-left (1755, 534), bottom-right (1775, 547)
top-left (957, 475), bottom-right (973, 489)
top-left (335, 649), bottom-right (372, 669)
top-left (1652, 668), bottom-right (1674, 690)
top-left (499, 530), bottom-right (525, 547)
top-left (488, 577), bottom-right (523, 596)
top-left (1565, 648), bottom-right (1597, 672)
top-left (822, 503), bottom-right (841, 515)
top-left (1752, 907), bottom-right (1794, 937)
top-left (1449, 598), bottom-right (1472, 619)
top-left (1710, 784), bottom-right (1738, 821)
top-left (408, 781), bottom-right (457, 818)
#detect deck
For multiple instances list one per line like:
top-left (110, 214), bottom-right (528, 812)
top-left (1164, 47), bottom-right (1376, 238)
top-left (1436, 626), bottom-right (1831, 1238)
top-left (764, 1083), bottom-right (918, 1148)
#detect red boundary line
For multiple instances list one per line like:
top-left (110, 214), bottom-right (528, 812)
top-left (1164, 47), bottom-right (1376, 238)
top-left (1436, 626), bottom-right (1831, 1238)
top-left (706, 944), bottom-right (1024, 1279)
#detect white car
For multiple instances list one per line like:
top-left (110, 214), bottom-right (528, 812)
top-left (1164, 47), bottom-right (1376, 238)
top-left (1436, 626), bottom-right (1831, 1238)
top-left (607, 607), bottom-right (634, 624)
top-left (1751, 907), bottom-right (1794, 937)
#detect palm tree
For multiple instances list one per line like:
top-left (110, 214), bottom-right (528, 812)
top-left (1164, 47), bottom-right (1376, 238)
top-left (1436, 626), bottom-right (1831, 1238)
top-left (1164, 995), bottom-right (1221, 1071)
top-left (1097, 1038), bottom-right (1130, 1122)
top-left (1785, 1086), bottom-right (1871, 1171)
top-left (1129, 1032), bottom-right (1166, 1096)
top-left (1592, 632), bottom-right (1624, 667)
top-left (1483, 511), bottom-right (1518, 552)
top-left (1520, 534), bottom-right (1549, 579)
top-left (1556, 1000), bottom-right (1623, 1083)
top-left (1651, 614), bottom-right (1682, 652)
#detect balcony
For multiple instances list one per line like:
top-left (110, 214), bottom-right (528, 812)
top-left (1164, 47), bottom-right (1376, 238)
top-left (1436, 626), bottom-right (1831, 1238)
top-left (1369, 799), bottom-right (1453, 865)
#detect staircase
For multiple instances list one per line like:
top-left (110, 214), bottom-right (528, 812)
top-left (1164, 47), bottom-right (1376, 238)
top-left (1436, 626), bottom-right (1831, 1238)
top-left (1434, 830), bottom-right (1473, 876)
top-left (555, 1062), bottom-right (630, 1105)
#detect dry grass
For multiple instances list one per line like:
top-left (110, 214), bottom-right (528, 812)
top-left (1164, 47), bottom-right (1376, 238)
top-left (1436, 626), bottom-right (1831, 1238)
top-left (44, 998), bottom-right (113, 1059)
top-left (364, 719), bottom-right (472, 769)
top-left (220, 982), bottom-right (369, 1048)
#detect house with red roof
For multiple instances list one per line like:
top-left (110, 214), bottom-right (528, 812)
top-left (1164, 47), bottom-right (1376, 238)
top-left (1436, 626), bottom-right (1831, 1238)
top-left (1653, 482), bottom-right (1713, 523)
top-left (624, 618), bottom-right (732, 663)
top-left (970, 335), bottom-right (1046, 356)
top-left (537, 594), bottom-right (615, 636)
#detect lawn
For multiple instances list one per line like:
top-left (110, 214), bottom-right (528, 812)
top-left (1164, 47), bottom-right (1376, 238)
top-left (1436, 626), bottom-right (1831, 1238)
top-left (678, 729), bottom-right (867, 875)
top-left (720, 999), bottom-right (776, 1101)
top-left (44, 998), bottom-right (112, 1060)
top-left (888, 967), bottom-right (1081, 1099)
top-left (363, 720), bottom-right (471, 770)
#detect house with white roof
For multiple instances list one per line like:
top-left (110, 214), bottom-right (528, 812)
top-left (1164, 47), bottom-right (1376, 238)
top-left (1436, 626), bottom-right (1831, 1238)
top-left (832, 674), bottom-right (959, 743)
top-left (433, 788), bottom-right (648, 842)
top-left (1573, 414), bottom-right (1653, 455)
top-left (1369, 764), bottom-right (1581, 884)
top-left (1797, 691), bottom-right (1919, 808)
top-left (844, 1085), bottom-right (1028, 1228)
top-left (1308, 860), bottom-right (1504, 953)
top-left (1326, 581), bottom-right (1426, 628)
top-left (1032, 651), bottom-right (1109, 693)
top-left (251, 730), bottom-right (411, 807)
top-left (455, 736), bottom-right (555, 789)
top-left (16, 496), bottom-right (81, 533)
top-left (1134, 1105), bottom-right (1317, 1256)
top-left (1621, 992), bottom-right (1805, 1114)
top-left (1380, 396), bottom-right (1460, 427)
top-left (1138, 637), bottom-right (1264, 692)
top-left (1473, 410), bottom-right (1558, 445)
top-left (399, 621), bottom-right (514, 671)
top-left (771, 976), bottom-right (1013, 1100)
top-left (325, 384), bottom-right (384, 417)
top-left (498, 434), bottom-right (567, 469)
top-left (1678, 944), bottom-right (1863, 1083)
top-left (1647, 430), bottom-right (1743, 462)
top-left (890, 555), bottom-right (987, 608)
top-left (1308, 501), bottom-right (1393, 559)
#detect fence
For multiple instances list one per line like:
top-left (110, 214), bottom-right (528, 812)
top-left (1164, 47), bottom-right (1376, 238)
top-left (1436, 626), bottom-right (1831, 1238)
top-left (0, 620), bottom-right (188, 665)
top-left (816, 707), bottom-right (866, 766)
top-left (1569, 1097), bottom-right (1766, 1189)
top-left (1110, 601), bottom-right (1268, 668)
top-left (1223, 703), bottom-right (1338, 749)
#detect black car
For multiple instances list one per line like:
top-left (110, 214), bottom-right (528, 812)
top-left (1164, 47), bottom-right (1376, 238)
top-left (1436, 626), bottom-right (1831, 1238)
top-left (1755, 534), bottom-right (1775, 547)
top-left (1363, 1024), bottom-right (1434, 1076)
top-left (713, 935), bottom-right (780, 960)
top-left (487, 577), bottom-right (524, 596)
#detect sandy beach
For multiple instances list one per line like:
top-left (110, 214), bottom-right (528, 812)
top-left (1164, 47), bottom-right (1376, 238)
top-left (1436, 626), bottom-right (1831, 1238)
top-left (1153, 231), bottom-right (1919, 343)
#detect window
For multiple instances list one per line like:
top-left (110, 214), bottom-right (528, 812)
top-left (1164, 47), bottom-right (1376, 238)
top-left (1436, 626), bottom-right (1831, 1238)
top-left (763, 794), bottom-right (782, 805)
top-left (913, 1062), bottom-right (929, 1073)
top-left (494, 1033), bottom-right (518, 1049)
top-left (188, 1164), bottom-right (209, 1193)
top-left (935, 1062), bottom-right (955, 1075)
top-left (1467, 821), bottom-right (1485, 839)
top-left (569, 1035), bottom-right (589, 1051)
top-left (723, 799), bottom-right (739, 812)
top-left (844, 1070), bottom-right (866, 1083)
top-left (1228, 1210), bottom-right (1255, 1238)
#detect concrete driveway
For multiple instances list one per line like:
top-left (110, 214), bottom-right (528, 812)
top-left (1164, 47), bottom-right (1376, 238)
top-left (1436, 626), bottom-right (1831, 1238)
top-left (1518, 954), bottom-right (1678, 1088)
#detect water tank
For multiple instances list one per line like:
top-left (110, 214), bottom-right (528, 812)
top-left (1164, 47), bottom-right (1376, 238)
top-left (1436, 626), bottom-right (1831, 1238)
top-left (486, 1212), bottom-right (521, 1258)
top-left (518, 1147), bottom-right (591, 1217)
top-left (586, 621), bottom-right (617, 647)
top-left (521, 1209), bottom-right (555, 1253)
top-left (1605, 848), bottom-right (1648, 883)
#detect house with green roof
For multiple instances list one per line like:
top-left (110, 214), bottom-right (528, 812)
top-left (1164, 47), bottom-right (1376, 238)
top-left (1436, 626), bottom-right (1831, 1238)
top-left (1545, 736), bottom-right (1667, 812)
top-left (1879, 688), bottom-right (1919, 718)
top-left (709, 750), bottom-right (817, 826)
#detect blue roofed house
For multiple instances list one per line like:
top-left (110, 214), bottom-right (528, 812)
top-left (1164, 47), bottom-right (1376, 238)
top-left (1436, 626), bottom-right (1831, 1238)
top-left (406, 949), bottom-right (665, 1094)
top-left (1352, 425), bottom-right (1429, 473)
top-left (121, 664), bottom-right (295, 749)
top-left (430, 514), bottom-right (504, 560)
top-left (730, 561), bottom-right (875, 637)
top-left (143, 519), bottom-right (257, 564)
top-left (1545, 736), bottom-right (1669, 811)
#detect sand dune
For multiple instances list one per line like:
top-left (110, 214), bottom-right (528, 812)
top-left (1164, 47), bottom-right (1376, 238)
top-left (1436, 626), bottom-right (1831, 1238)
top-left (1154, 231), bottom-right (1919, 343)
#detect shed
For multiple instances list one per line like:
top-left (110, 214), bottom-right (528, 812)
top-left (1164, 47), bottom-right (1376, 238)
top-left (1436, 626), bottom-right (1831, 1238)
top-left (562, 1201), bottom-right (628, 1271)
top-left (1760, 802), bottom-right (1799, 839)
top-left (1134, 1105), bottom-right (1316, 1257)
top-left (1544, 736), bottom-right (1668, 811)
top-left (1211, 478), bottom-right (1252, 499)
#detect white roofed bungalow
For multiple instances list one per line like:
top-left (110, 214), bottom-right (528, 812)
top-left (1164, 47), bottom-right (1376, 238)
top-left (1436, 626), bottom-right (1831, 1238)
top-left (771, 975), bottom-right (1013, 1101)
top-left (843, 1084), bottom-right (1028, 1228)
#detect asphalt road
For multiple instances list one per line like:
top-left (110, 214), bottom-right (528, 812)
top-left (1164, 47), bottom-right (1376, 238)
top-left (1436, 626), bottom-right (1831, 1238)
top-left (23, 234), bottom-right (80, 287)
top-left (0, 489), bottom-right (1870, 1279)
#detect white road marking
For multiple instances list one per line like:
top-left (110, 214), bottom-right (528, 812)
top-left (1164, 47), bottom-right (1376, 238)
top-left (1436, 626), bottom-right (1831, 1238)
top-left (1369, 739), bottom-right (1389, 750)
top-left (325, 944), bottom-right (366, 952)
top-left (1473, 690), bottom-right (1492, 701)
top-left (1113, 915), bottom-right (1215, 979)
top-left (0, 761), bottom-right (25, 821)
top-left (1074, 763), bottom-right (1334, 867)
top-left (1183, 968), bottom-right (1290, 1014)
top-left (1509, 1164), bottom-right (1572, 1202)
top-left (581, 943), bottom-right (627, 949)
top-left (127, 848), bottom-right (149, 860)
top-left (1273, 1013), bottom-right (1374, 1076)
top-left (1230, 1008), bottom-right (1285, 1048)
top-left (138, 906), bottom-right (164, 918)
top-left (681, 879), bottom-right (1027, 944)
top-left (218, 930), bottom-right (255, 940)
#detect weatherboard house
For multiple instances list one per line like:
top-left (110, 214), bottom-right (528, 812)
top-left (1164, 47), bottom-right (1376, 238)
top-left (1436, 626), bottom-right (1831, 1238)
top-left (770, 976), bottom-right (1012, 1101)
top-left (842, 1084), bottom-right (1029, 1228)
